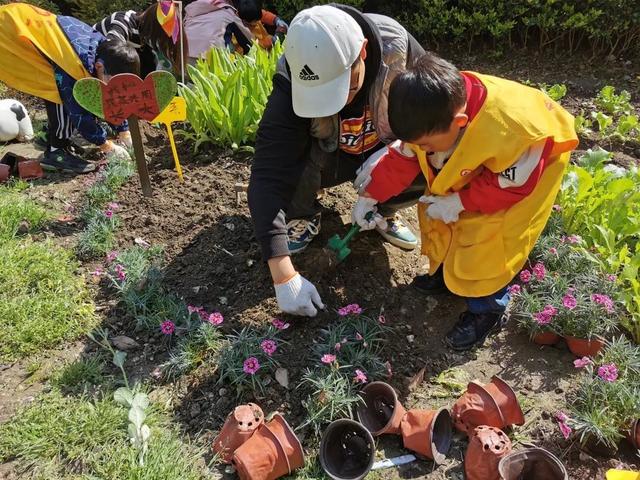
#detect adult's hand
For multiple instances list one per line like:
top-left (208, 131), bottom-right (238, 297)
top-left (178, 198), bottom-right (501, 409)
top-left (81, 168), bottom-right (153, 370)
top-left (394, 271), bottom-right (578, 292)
top-left (274, 273), bottom-right (325, 317)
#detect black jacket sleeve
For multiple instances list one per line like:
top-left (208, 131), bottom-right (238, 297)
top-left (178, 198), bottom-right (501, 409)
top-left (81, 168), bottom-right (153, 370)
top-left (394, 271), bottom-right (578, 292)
top-left (248, 73), bottom-right (312, 261)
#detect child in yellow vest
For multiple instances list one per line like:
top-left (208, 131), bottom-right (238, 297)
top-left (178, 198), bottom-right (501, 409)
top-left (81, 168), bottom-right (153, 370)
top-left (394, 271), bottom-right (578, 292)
top-left (351, 51), bottom-right (578, 350)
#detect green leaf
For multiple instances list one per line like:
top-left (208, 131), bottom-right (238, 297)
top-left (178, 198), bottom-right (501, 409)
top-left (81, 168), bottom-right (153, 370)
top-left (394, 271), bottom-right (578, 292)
top-left (113, 387), bottom-right (134, 407)
top-left (112, 350), bottom-right (127, 369)
top-left (128, 405), bottom-right (146, 428)
top-left (131, 392), bottom-right (149, 410)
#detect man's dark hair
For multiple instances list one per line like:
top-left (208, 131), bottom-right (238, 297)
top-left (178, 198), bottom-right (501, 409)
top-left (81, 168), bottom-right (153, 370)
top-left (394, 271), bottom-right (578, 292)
top-left (234, 0), bottom-right (263, 22)
top-left (96, 38), bottom-right (140, 76)
top-left (388, 51), bottom-right (466, 141)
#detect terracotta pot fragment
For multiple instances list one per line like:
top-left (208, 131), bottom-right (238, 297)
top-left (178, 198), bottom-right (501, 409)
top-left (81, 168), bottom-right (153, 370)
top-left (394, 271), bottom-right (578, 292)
top-left (232, 413), bottom-right (304, 480)
top-left (319, 419), bottom-right (375, 480)
top-left (356, 381), bottom-right (406, 436)
top-left (451, 376), bottom-right (524, 435)
top-left (400, 408), bottom-right (452, 464)
top-left (498, 447), bottom-right (568, 480)
top-left (532, 331), bottom-right (561, 346)
top-left (212, 403), bottom-right (264, 463)
top-left (464, 426), bottom-right (512, 480)
top-left (17, 159), bottom-right (43, 180)
top-left (565, 336), bottom-right (605, 357)
top-left (628, 419), bottom-right (640, 450)
top-left (0, 163), bottom-right (9, 183)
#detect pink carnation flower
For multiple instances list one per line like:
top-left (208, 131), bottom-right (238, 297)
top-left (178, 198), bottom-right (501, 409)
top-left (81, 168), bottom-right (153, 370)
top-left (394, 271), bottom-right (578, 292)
top-left (549, 247), bottom-right (558, 255)
top-left (338, 304), bottom-right (363, 316)
top-left (91, 267), bottom-right (104, 277)
top-left (532, 262), bottom-right (546, 280)
top-left (597, 363), bottom-right (618, 382)
top-left (378, 314), bottom-right (386, 324)
top-left (355, 332), bottom-right (363, 341)
top-left (552, 204), bottom-right (562, 212)
top-left (591, 294), bottom-right (614, 313)
top-left (555, 411), bottom-right (572, 440)
top-left (321, 354), bottom-right (336, 364)
top-left (187, 305), bottom-right (203, 315)
top-left (160, 320), bottom-right (175, 335)
top-left (106, 251), bottom-right (119, 263)
top-left (573, 357), bottom-right (592, 369)
top-left (607, 274), bottom-right (617, 282)
top-left (562, 293), bottom-right (577, 310)
top-left (334, 342), bottom-right (342, 351)
top-left (260, 339), bottom-right (277, 356)
top-left (507, 284), bottom-right (521, 295)
top-left (243, 357), bottom-right (261, 375)
top-left (519, 269), bottom-right (532, 283)
top-left (104, 209), bottom-right (114, 219)
top-left (207, 312), bottom-right (224, 325)
top-left (354, 369), bottom-right (368, 384)
top-left (272, 319), bottom-right (290, 330)
top-left (543, 305), bottom-right (558, 317)
top-left (534, 312), bottom-right (552, 325)
top-left (114, 264), bottom-right (126, 282)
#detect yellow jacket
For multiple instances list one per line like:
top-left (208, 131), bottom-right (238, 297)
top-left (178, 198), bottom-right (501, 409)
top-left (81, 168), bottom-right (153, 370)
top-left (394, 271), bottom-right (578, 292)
top-left (0, 3), bottom-right (89, 104)
top-left (411, 73), bottom-right (578, 297)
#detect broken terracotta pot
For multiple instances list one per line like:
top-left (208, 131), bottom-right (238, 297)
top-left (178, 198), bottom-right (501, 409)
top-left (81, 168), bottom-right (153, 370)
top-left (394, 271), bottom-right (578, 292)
top-left (212, 403), bottom-right (264, 463)
top-left (0, 163), bottom-right (9, 183)
top-left (356, 381), bottom-right (406, 436)
top-left (464, 426), bottom-right (512, 480)
top-left (17, 159), bottom-right (43, 180)
top-left (400, 408), bottom-right (452, 464)
top-left (232, 413), bottom-right (304, 480)
top-left (628, 419), bottom-right (640, 450)
top-left (565, 335), bottom-right (605, 357)
top-left (498, 447), bottom-right (568, 480)
top-left (319, 419), bottom-right (375, 480)
top-left (532, 331), bottom-right (561, 346)
top-left (451, 376), bottom-right (524, 434)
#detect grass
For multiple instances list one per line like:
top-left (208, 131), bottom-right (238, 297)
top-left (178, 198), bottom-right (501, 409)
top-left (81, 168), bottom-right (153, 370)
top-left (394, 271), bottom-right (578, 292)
top-left (51, 357), bottom-right (106, 394)
top-left (0, 390), bottom-right (206, 479)
top-left (0, 238), bottom-right (97, 361)
top-left (0, 181), bottom-right (49, 240)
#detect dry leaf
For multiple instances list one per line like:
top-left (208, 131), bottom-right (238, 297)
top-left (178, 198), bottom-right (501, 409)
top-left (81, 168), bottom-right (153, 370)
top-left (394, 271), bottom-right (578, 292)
top-left (275, 368), bottom-right (289, 389)
top-left (408, 366), bottom-right (426, 391)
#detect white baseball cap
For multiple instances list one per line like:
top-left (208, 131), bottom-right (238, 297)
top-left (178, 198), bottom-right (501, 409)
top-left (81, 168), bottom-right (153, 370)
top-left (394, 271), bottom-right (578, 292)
top-left (285, 5), bottom-right (365, 118)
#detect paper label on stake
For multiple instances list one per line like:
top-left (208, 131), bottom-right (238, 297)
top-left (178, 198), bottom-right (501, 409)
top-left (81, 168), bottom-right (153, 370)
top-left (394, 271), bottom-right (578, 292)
top-left (153, 96), bottom-right (186, 124)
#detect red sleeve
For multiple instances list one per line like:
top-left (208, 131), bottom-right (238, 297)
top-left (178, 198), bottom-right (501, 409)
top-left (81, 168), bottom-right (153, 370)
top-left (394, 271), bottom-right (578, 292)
top-left (365, 148), bottom-right (422, 203)
top-left (458, 139), bottom-right (554, 214)
top-left (261, 10), bottom-right (277, 26)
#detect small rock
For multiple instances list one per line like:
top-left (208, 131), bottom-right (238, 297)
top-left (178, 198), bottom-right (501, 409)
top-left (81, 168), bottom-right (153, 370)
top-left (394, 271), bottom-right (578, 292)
top-left (247, 259), bottom-right (255, 267)
top-left (219, 296), bottom-right (228, 305)
top-left (224, 222), bottom-right (235, 231)
top-left (554, 387), bottom-right (564, 394)
top-left (407, 335), bottom-right (415, 343)
top-left (111, 335), bottom-right (140, 351)
top-left (190, 404), bottom-right (201, 418)
top-left (218, 388), bottom-right (228, 397)
top-left (275, 368), bottom-right (289, 389)
top-left (579, 452), bottom-right (594, 463)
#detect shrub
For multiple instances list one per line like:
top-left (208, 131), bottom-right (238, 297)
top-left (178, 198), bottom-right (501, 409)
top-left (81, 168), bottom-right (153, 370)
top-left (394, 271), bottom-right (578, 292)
top-left (68, 0), bottom-right (150, 25)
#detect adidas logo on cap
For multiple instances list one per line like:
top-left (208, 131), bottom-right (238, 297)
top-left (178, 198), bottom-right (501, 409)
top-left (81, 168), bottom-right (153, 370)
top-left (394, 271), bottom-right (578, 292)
top-left (299, 64), bottom-right (319, 81)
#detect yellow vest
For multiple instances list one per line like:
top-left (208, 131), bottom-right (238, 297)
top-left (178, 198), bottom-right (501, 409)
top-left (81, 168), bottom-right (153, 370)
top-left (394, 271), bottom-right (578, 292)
top-left (0, 3), bottom-right (90, 104)
top-left (410, 73), bottom-right (578, 297)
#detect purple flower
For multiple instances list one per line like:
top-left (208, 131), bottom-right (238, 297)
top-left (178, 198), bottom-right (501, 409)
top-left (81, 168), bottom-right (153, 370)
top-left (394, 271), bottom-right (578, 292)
top-left (114, 264), bottom-right (126, 282)
top-left (378, 314), bottom-right (386, 324)
top-left (549, 247), bottom-right (558, 255)
top-left (106, 251), bottom-right (119, 263)
top-left (334, 342), bottom-right (342, 351)
top-left (566, 235), bottom-right (581, 244)
top-left (532, 262), bottom-right (546, 280)
top-left (321, 354), bottom-right (336, 364)
top-left (160, 320), bottom-right (175, 335)
top-left (534, 312), bottom-right (552, 325)
top-left (91, 267), bottom-right (104, 277)
top-left (519, 269), bottom-right (532, 283)
top-left (591, 294), bottom-right (615, 313)
top-left (260, 339), bottom-right (277, 356)
top-left (562, 293), bottom-right (577, 310)
top-left (272, 319), bottom-right (290, 330)
top-left (187, 305), bottom-right (203, 315)
top-left (597, 363), bottom-right (618, 382)
top-left (573, 357), bottom-right (593, 369)
top-left (385, 361), bottom-right (393, 378)
top-left (338, 304), bottom-right (363, 316)
top-left (104, 209), bottom-right (114, 219)
top-left (207, 312), bottom-right (224, 325)
top-left (607, 274), bottom-right (617, 282)
top-left (555, 411), bottom-right (572, 440)
top-left (354, 369), bottom-right (368, 384)
top-left (543, 305), bottom-right (558, 317)
top-left (507, 284), bottom-right (521, 295)
top-left (243, 357), bottom-right (261, 375)
top-left (107, 202), bottom-right (120, 211)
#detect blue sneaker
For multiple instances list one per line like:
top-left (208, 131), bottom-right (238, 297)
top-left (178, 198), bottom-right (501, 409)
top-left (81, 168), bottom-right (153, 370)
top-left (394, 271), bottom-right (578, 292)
top-left (375, 214), bottom-right (418, 250)
top-left (287, 213), bottom-right (321, 254)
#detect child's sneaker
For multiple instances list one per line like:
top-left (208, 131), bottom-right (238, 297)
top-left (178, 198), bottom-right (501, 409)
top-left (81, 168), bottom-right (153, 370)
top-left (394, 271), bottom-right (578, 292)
top-left (375, 213), bottom-right (417, 250)
top-left (287, 213), bottom-right (321, 254)
top-left (444, 311), bottom-right (508, 351)
top-left (41, 148), bottom-right (95, 174)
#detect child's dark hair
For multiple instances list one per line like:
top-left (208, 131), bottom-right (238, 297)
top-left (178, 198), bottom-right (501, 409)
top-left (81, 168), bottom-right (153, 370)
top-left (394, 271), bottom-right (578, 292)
top-left (96, 38), bottom-right (140, 75)
top-left (234, 0), bottom-right (263, 22)
top-left (388, 51), bottom-right (466, 141)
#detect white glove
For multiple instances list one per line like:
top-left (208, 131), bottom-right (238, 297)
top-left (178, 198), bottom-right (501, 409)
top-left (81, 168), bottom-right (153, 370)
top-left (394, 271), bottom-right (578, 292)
top-left (274, 273), bottom-right (325, 317)
top-left (101, 140), bottom-right (131, 162)
top-left (353, 140), bottom-right (414, 194)
top-left (351, 196), bottom-right (388, 231)
top-left (419, 193), bottom-right (464, 224)
top-left (117, 131), bottom-right (133, 149)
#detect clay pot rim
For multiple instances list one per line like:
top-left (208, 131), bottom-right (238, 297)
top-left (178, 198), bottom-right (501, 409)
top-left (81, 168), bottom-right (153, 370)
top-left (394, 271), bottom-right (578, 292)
top-left (319, 418), bottom-right (375, 480)
top-left (357, 381), bottom-right (403, 436)
top-left (564, 335), bottom-right (605, 342)
top-left (629, 418), bottom-right (640, 448)
top-left (429, 408), bottom-right (452, 465)
top-left (488, 376), bottom-right (525, 426)
top-left (262, 413), bottom-right (305, 474)
top-left (467, 381), bottom-right (505, 426)
top-left (498, 446), bottom-right (567, 479)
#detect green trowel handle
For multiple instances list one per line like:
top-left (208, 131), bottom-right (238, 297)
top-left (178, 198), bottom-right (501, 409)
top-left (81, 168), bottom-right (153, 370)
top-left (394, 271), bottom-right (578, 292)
top-left (337, 211), bottom-right (374, 248)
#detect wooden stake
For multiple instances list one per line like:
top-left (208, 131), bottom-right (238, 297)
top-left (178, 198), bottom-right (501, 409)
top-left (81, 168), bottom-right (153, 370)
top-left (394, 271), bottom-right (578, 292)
top-left (128, 116), bottom-right (152, 196)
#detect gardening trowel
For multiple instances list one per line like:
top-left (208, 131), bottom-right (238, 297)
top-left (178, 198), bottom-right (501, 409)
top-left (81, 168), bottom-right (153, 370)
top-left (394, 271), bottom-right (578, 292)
top-left (324, 212), bottom-right (374, 266)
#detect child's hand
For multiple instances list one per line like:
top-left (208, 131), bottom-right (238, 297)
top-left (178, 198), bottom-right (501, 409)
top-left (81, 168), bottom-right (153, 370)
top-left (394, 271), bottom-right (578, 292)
top-left (420, 193), bottom-right (464, 223)
top-left (352, 196), bottom-right (387, 231)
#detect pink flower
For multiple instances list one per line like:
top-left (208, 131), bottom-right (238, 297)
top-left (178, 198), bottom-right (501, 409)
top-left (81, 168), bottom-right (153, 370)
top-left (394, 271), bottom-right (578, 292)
top-left (555, 411), bottom-right (572, 440)
top-left (107, 202), bottom-right (120, 211)
top-left (378, 314), bottom-right (386, 324)
top-left (338, 304), bottom-right (363, 316)
top-left (334, 342), bottom-right (342, 351)
top-left (198, 310), bottom-right (209, 321)
top-left (591, 294), bottom-right (615, 313)
top-left (260, 339), bottom-right (277, 356)
top-left (562, 293), bottom-right (577, 310)
top-left (597, 363), bottom-right (619, 382)
top-left (321, 354), bottom-right (336, 364)
top-left (507, 284), bottom-right (521, 295)
top-left (272, 319), bottom-right (290, 330)
top-left (355, 332), bottom-right (363, 341)
top-left (549, 247), bottom-right (558, 254)
top-left (573, 357), bottom-right (593, 368)
top-left (207, 312), bottom-right (224, 325)
top-left (187, 305), bottom-right (202, 314)
top-left (519, 269), bottom-right (532, 283)
top-left (106, 251), bottom-right (119, 263)
top-left (385, 361), bottom-right (393, 378)
top-left (114, 264), bottom-right (126, 282)
top-left (243, 357), bottom-right (261, 375)
top-left (160, 320), bottom-right (175, 335)
top-left (532, 262), bottom-right (546, 280)
top-left (543, 305), bottom-right (558, 317)
top-left (607, 274), bottom-right (617, 282)
top-left (91, 267), bottom-right (103, 277)
top-left (354, 369), bottom-right (368, 384)
top-left (552, 204), bottom-right (562, 212)
top-left (566, 235), bottom-right (581, 244)
top-left (534, 312), bottom-right (552, 325)
top-left (104, 209), bottom-right (114, 219)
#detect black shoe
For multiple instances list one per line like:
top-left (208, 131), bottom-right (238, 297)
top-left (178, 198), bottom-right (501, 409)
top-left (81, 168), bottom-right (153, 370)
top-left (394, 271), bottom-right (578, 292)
top-left (444, 310), bottom-right (507, 351)
top-left (412, 269), bottom-right (450, 295)
top-left (41, 148), bottom-right (95, 174)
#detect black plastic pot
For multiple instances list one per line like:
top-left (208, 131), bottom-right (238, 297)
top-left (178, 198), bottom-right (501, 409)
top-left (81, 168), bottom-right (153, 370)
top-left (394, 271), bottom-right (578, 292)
top-left (319, 419), bottom-right (375, 480)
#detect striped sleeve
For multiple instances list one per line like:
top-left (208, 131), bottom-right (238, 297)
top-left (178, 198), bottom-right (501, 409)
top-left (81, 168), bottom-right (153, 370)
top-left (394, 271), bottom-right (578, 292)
top-left (93, 11), bottom-right (141, 47)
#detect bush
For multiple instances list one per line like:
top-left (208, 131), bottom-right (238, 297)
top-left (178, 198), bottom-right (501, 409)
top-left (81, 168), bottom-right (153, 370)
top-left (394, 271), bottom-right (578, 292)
top-left (0, 0), bottom-right (60, 14)
top-left (68, 0), bottom-right (150, 25)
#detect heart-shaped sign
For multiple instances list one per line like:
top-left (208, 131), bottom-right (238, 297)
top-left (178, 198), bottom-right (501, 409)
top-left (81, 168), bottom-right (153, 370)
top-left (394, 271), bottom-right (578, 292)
top-left (73, 71), bottom-right (177, 124)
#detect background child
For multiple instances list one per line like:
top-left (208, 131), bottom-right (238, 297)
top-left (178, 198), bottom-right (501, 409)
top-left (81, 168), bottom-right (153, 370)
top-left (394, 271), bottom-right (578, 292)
top-left (352, 51), bottom-right (578, 350)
